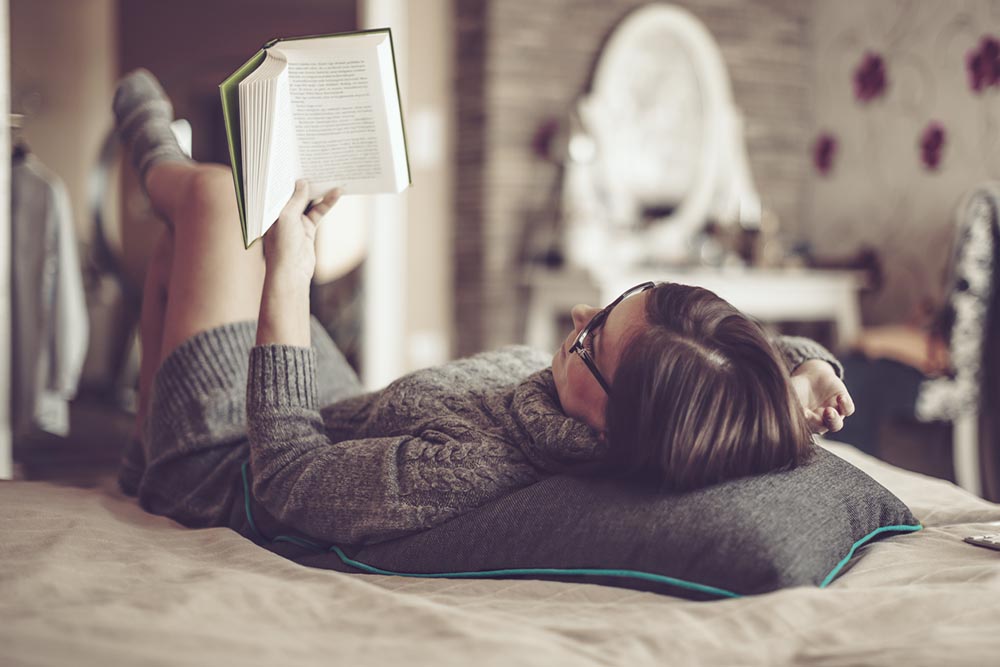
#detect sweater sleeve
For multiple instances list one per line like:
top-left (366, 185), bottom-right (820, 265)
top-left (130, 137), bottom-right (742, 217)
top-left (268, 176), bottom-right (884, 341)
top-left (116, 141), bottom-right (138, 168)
top-left (772, 335), bottom-right (844, 378)
top-left (245, 345), bottom-right (540, 546)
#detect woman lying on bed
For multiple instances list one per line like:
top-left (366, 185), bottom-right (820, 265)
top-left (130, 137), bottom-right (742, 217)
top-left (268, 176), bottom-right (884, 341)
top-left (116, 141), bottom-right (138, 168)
top-left (115, 70), bottom-right (854, 546)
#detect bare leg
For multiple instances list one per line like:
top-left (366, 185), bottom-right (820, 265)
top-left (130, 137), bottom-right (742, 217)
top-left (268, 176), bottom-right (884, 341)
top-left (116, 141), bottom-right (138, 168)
top-left (117, 68), bottom-right (264, 390)
top-left (143, 161), bottom-right (265, 362)
top-left (135, 227), bottom-right (172, 437)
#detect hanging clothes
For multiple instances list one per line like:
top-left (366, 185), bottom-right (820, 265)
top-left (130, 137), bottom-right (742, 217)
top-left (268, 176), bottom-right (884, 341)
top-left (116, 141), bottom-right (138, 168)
top-left (10, 150), bottom-right (89, 438)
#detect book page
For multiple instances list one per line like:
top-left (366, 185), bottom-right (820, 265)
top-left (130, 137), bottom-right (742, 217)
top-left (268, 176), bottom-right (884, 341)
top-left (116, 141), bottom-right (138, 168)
top-left (238, 54), bottom-right (287, 241)
top-left (220, 48), bottom-right (268, 246)
top-left (261, 70), bottom-right (301, 235)
top-left (285, 54), bottom-right (392, 190)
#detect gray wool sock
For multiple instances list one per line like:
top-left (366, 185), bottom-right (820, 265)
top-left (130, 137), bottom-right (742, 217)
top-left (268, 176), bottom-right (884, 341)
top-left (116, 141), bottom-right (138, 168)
top-left (113, 69), bottom-right (191, 180)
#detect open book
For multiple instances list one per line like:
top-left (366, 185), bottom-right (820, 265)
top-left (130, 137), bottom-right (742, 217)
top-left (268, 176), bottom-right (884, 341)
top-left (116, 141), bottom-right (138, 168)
top-left (219, 28), bottom-right (410, 248)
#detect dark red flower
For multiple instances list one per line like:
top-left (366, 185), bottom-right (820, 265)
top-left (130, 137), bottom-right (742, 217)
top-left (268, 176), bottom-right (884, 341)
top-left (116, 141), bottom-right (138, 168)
top-left (967, 35), bottom-right (1000, 93)
top-left (813, 132), bottom-right (837, 175)
top-left (968, 49), bottom-right (986, 92)
top-left (854, 51), bottom-right (888, 102)
top-left (532, 117), bottom-right (562, 162)
top-left (920, 121), bottom-right (946, 170)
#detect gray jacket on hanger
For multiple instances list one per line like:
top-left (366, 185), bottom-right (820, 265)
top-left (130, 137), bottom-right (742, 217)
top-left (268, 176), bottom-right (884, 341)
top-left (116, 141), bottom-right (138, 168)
top-left (11, 153), bottom-right (89, 437)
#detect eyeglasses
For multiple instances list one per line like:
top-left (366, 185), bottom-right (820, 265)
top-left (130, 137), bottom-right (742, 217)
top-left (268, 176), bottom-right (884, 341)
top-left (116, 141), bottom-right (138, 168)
top-left (568, 281), bottom-right (656, 396)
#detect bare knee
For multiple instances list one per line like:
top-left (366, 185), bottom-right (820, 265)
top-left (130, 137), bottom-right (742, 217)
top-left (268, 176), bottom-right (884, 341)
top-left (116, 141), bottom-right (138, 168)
top-left (179, 165), bottom-right (236, 220)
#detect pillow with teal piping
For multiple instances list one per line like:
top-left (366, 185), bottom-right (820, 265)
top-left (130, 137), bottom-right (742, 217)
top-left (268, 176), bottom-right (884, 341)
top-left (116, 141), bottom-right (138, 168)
top-left (240, 445), bottom-right (921, 600)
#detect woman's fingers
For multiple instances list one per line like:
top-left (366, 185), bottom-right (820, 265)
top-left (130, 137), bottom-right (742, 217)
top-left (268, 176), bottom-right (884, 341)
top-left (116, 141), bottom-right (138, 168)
top-left (804, 408), bottom-right (827, 435)
top-left (305, 188), bottom-right (341, 223)
top-left (805, 406), bottom-right (847, 434)
top-left (837, 392), bottom-right (855, 417)
top-left (803, 392), bottom-right (853, 436)
top-left (280, 179), bottom-right (311, 220)
top-left (823, 406), bottom-right (844, 432)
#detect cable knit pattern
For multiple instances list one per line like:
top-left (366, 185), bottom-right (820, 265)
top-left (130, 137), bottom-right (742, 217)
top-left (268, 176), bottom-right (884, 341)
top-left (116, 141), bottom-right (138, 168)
top-left (243, 338), bottom-right (840, 546)
top-left (505, 369), bottom-right (608, 472)
top-left (135, 319), bottom-right (841, 547)
top-left (245, 346), bottom-right (557, 545)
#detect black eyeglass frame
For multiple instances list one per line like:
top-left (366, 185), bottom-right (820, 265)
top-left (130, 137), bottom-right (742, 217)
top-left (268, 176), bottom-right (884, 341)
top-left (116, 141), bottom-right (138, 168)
top-left (568, 281), bottom-right (656, 396)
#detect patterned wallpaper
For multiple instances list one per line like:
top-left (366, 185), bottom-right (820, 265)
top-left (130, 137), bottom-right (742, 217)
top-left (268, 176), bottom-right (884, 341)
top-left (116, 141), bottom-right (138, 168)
top-left (805, 0), bottom-right (1000, 324)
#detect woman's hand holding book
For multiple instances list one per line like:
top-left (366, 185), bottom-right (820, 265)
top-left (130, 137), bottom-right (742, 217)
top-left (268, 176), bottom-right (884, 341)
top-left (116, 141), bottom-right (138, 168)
top-left (255, 180), bottom-right (340, 348)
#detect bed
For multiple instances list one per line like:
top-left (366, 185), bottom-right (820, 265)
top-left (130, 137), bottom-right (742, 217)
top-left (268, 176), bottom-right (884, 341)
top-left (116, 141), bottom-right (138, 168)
top-left (2, 440), bottom-right (999, 666)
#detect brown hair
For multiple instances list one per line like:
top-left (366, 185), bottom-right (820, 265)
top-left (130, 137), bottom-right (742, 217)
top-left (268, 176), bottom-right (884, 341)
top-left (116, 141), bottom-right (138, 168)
top-left (603, 282), bottom-right (813, 490)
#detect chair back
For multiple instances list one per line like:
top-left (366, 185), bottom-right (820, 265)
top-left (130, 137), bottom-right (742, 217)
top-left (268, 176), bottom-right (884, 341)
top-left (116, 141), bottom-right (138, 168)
top-left (915, 183), bottom-right (1000, 498)
top-left (977, 186), bottom-right (1000, 501)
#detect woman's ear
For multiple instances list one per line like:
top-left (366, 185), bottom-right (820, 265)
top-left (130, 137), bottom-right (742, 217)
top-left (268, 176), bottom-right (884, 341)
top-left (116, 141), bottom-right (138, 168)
top-left (597, 431), bottom-right (607, 443)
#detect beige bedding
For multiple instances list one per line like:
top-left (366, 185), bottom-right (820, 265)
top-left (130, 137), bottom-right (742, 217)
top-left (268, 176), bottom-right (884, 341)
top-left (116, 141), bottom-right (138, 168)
top-left (2, 442), bottom-right (1000, 666)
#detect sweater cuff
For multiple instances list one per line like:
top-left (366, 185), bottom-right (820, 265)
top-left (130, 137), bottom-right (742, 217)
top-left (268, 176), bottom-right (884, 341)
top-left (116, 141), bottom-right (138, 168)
top-left (247, 344), bottom-right (319, 412)
top-left (775, 335), bottom-right (844, 378)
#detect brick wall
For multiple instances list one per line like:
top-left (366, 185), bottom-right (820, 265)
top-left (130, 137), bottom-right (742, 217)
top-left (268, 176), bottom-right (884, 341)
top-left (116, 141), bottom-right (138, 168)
top-left (453, 0), bottom-right (810, 356)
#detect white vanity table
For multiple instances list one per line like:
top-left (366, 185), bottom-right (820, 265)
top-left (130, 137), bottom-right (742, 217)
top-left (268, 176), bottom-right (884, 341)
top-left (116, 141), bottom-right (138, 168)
top-left (524, 267), bottom-right (864, 353)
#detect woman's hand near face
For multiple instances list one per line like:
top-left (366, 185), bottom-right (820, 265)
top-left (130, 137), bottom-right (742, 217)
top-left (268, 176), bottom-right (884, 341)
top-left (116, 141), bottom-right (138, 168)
top-left (255, 180), bottom-right (340, 348)
top-left (789, 360), bottom-right (856, 435)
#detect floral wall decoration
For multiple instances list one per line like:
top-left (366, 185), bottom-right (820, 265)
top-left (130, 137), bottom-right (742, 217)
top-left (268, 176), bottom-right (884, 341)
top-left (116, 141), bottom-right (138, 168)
top-left (966, 34), bottom-right (1000, 93)
top-left (919, 121), bottom-right (947, 170)
top-left (853, 51), bottom-right (888, 102)
top-left (812, 132), bottom-right (838, 176)
top-left (531, 116), bottom-right (562, 163)
top-left (807, 1), bottom-right (1000, 326)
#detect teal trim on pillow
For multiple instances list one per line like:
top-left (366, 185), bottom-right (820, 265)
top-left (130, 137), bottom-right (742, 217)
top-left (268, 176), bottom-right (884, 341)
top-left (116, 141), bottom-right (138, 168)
top-left (818, 523), bottom-right (923, 588)
top-left (239, 463), bottom-right (740, 598)
top-left (239, 462), bottom-right (921, 599)
top-left (324, 545), bottom-right (742, 598)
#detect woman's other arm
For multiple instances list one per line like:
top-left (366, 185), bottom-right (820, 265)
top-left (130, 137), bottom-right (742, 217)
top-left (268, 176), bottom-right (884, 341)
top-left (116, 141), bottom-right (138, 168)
top-left (773, 335), bottom-right (855, 435)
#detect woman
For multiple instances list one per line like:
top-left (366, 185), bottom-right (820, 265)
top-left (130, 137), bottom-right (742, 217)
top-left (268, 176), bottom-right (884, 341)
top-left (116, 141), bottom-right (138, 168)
top-left (116, 70), bottom-right (853, 546)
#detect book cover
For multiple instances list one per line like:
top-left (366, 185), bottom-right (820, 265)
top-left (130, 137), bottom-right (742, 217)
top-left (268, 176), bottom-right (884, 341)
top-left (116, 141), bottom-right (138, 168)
top-left (219, 28), bottom-right (410, 248)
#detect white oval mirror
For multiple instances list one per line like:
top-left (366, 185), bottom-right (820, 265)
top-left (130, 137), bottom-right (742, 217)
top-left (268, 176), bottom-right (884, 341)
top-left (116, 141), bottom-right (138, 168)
top-left (562, 3), bottom-right (760, 270)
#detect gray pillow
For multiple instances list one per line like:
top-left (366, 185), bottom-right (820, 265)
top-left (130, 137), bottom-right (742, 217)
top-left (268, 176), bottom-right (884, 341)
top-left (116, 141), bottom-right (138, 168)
top-left (242, 446), bottom-right (921, 599)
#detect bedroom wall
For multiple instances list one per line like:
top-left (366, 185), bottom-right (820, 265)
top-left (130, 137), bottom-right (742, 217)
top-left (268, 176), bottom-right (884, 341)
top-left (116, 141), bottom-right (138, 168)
top-left (804, 0), bottom-right (1000, 324)
top-left (1, 0), bottom-right (11, 479)
top-left (454, 0), bottom-right (812, 356)
top-left (10, 0), bottom-right (118, 244)
top-left (403, 0), bottom-right (455, 371)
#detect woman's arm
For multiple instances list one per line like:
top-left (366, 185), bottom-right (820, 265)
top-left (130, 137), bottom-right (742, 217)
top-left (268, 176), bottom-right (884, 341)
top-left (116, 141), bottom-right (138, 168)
top-left (245, 345), bottom-right (539, 545)
top-left (256, 179), bottom-right (339, 348)
top-left (247, 182), bottom-right (538, 544)
top-left (772, 335), bottom-right (855, 435)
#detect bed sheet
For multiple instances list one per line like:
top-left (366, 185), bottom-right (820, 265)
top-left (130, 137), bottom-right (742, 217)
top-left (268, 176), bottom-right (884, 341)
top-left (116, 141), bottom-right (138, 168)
top-left (2, 442), bottom-right (999, 667)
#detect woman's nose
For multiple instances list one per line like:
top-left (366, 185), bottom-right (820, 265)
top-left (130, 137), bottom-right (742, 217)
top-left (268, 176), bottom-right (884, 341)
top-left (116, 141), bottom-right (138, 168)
top-left (571, 304), bottom-right (600, 331)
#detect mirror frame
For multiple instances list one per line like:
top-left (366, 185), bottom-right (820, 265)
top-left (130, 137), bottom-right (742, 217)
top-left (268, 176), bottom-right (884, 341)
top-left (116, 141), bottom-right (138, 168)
top-left (564, 3), bottom-right (759, 269)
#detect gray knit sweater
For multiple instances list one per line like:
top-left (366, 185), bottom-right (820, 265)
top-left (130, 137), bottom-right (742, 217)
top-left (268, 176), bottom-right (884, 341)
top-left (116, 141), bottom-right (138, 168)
top-left (242, 335), bottom-right (840, 546)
